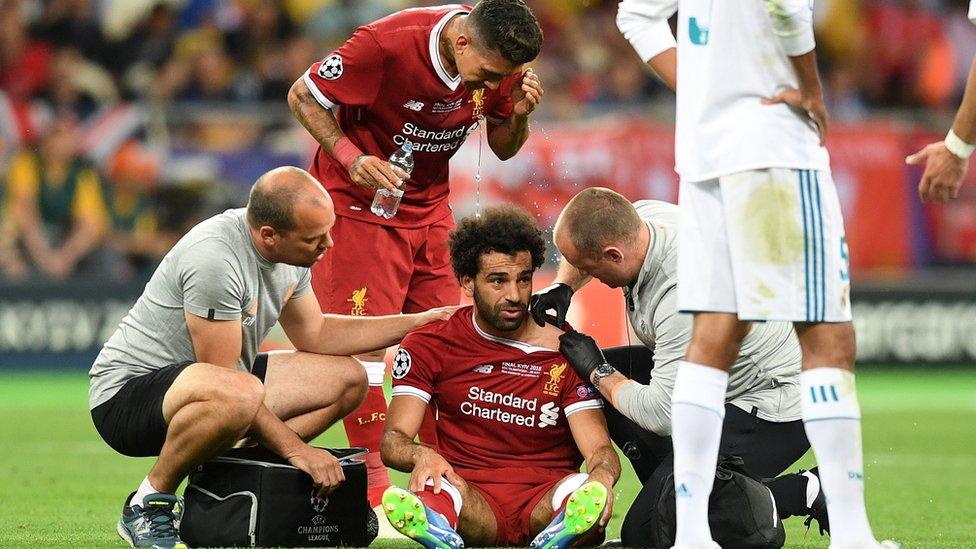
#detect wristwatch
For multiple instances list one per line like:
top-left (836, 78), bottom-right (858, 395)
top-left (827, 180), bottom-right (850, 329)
top-left (590, 362), bottom-right (617, 389)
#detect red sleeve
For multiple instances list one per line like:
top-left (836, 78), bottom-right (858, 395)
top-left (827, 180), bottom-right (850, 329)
top-left (304, 27), bottom-right (383, 109)
top-left (484, 74), bottom-right (518, 124)
top-left (560, 362), bottom-right (603, 417)
top-left (390, 333), bottom-right (441, 404)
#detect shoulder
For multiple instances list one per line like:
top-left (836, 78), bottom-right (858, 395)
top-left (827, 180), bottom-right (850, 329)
top-left (401, 306), bottom-right (471, 349)
top-left (633, 200), bottom-right (679, 224)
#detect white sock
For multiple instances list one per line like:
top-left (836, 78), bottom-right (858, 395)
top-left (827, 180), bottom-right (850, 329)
top-left (551, 473), bottom-right (588, 510)
top-left (671, 361), bottom-right (728, 546)
top-left (361, 360), bottom-right (386, 386)
top-left (801, 367), bottom-right (876, 547)
top-left (132, 476), bottom-right (163, 506)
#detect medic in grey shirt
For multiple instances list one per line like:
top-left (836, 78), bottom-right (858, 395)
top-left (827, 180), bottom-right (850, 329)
top-left (529, 187), bottom-right (828, 545)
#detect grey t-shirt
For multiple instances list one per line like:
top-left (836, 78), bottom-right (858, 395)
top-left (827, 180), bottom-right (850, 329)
top-left (614, 200), bottom-right (802, 435)
top-left (89, 208), bottom-right (312, 409)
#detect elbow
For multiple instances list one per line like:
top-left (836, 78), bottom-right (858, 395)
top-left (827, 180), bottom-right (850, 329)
top-left (287, 78), bottom-right (304, 115)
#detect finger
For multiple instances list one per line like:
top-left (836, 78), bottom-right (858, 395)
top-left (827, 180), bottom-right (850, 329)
top-left (365, 163), bottom-right (398, 191)
top-left (531, 307), bottom-right (546, 327)
top-left (918, 175), bottom-right (932, 203)
top-left (760, 93), bottom-right (786, 105)
top-left (546, 313), bottom-right (561, 328)
top-left (446, 469), bottom-right (464, 487)
top-left (555, 306), bottom-right (567, 327)
top-left (906, 149), bottom-right (927, 165)
top-left (432, 474), bottom-right (442, 494)
top-left (409, 470), bottom-right (424, 492)
top-left (374, 163), bottom-right (404, 189)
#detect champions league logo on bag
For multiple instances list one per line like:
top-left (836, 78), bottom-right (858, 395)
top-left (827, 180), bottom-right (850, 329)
top-left (310, 489), bottom-right (329, 512)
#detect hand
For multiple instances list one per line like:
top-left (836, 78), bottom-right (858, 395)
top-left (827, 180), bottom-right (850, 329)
top-left (529, 283), bottom-right (574, 327)
top-left (511, 68), bottom-right (543, 118)
top-left (761, 87), bottom-right (829, 146)
top-left (347, 155), bottom-right (409, 192)
top-left (558, 330), bottom-right (609, 381)
top-left (37, 254), bottom-right (73, 280)
top-left (286, 445), bottom-right (345, 497)
top-left (418, 305), bottom-right (462, 326)
top-left (907, 141), bottom-right (969, 203)
top-left (584, 475), bottom-right (616, 529)
top-left (408, 447), bottom-right (463, 494)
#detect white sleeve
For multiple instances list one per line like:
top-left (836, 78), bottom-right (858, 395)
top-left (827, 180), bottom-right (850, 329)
top-left (970, 0), bottom-right (976, 24)
top-left (764, 0), bottom-right (817, 57)
top-left (616, 0), bottom-right (679, 63)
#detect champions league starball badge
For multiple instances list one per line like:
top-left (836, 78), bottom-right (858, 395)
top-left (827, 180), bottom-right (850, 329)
top-left (318, 54), bottom-right (344, 80)
top-left (392, 349), bottom-right (412, 379)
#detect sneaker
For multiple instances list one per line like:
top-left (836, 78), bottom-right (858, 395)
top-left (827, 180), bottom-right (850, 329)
top-left (801, 467), bottom-right (830, 536)
top-left (530, 481), bottom-right (608, 549)
top-left (117, 492), bottom-right (187, 549)
top-left (381, 486), bottom-right (464, 549)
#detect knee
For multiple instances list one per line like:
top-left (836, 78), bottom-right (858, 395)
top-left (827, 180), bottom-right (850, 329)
top-left (210, 370), bottom-right (265, 422)
top-left (798, 323), bottom-right (856, 366)
top-left (340, 358), bottom-right (369, 409)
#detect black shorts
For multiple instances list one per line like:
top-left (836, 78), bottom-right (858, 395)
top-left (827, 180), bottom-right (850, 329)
top-left (91, 354), bottom-right (269, 457)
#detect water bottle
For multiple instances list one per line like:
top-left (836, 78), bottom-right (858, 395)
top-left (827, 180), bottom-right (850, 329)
top-left (370, 141), bottom-right (414, 219)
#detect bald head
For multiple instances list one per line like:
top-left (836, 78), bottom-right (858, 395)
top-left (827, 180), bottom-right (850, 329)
top-left (555, 187), bottom-right (642, 259)
top-left (246, 166), bottom-right (330, 233)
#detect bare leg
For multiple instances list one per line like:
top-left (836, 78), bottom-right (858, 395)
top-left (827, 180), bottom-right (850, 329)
top-left (453, 478), bottom-right (498, 547)
top-left (685, 312), bottom-right (752, 370)
top-left (147, 364), bottom-right (265, 492)
top-left (261, 350), bottom-right (368, 440)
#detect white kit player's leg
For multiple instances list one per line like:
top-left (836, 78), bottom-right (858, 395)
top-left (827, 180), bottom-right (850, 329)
top-left (670, 362), bottom-right (728, 546)
top-left (801, 366), bottom-right (877, 548)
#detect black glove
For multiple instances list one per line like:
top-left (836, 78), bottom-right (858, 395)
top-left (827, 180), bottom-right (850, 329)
top-left (558, 330), bottom-right (609, 381)
top-left (529, 283), bottom-right (574, 327)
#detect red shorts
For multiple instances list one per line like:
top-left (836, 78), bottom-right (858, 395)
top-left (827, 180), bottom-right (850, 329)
top-left (462, 470), bottom-right (567, 546)
top-left (311, 214), bottom-right (460, 315)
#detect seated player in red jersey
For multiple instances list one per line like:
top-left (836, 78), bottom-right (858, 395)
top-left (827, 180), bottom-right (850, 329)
top-left (380, 204), bottom-right (621, 549)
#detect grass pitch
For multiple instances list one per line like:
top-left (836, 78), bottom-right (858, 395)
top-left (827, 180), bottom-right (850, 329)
top-left (0, 368), bottom-right (973, 548)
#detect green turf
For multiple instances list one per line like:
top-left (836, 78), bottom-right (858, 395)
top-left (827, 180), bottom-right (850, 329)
top-left (0, 368), bottom-right (974, 548)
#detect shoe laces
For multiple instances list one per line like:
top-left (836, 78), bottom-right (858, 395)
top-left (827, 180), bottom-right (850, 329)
top-left (143, 504), bottom-right (179, 539)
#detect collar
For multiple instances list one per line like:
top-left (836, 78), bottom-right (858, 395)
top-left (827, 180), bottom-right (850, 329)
top-left (469, 310), bottom-right (556, 353)
top-left (428, 8), bottom-right (469, 91)
top-left (238, 210), bottom-right (275, 270)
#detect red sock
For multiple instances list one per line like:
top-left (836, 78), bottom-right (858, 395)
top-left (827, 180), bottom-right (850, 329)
top-left (417, 485), bottom-right (460, 529)
top-left (343, 385), bottom-right (390, 506)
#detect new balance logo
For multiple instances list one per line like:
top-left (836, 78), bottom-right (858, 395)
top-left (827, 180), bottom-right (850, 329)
top-left (539, 402), bottom-right (559, 428)
top-left (472, 364), bottom-right (494, 374)
top-left (403, 100), bottom-right (425, 111)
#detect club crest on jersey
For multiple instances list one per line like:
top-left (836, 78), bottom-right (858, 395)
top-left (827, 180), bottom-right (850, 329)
top-left (470, 89), bottom-right (484, 119)
top-left (347, 286), bottom-right (367, 315)
top-left (543, 363), bottom-right (568, 396)
top-left (318, 54), bottom-right (344, 80)
top-left (392, 349), bottom-right (412, 379)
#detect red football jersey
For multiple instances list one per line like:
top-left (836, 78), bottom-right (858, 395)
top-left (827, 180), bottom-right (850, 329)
top-left (303, 5), bottom-right (518, 228)
top-left (391, 307), bottom-right (603, 484)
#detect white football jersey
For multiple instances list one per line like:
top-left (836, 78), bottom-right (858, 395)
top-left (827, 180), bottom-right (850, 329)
top-left (619, 0), bottom-right (831, 182)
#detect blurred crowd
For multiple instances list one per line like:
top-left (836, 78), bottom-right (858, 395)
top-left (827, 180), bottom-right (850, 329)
top-left (0, 0), bottom-right (973, 283)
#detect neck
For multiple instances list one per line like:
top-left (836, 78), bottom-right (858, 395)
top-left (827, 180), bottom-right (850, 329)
top-left (474, 308), bottom-right (532, 342)
top-left (438, 14), bottom-right (465, 78)
top-left (628, 223), bottom-right (653, 287)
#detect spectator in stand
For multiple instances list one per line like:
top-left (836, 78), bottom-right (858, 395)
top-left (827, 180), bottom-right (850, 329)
top-left (0, 1), bottom-right (54, 103)
top-left (5, 117), bottom-right (110, 281)
top-left (105, 141), bottom-right (173, 280)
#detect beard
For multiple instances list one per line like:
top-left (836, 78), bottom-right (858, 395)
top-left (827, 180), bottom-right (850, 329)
top-left (473, 288), bottom-right (526, 334)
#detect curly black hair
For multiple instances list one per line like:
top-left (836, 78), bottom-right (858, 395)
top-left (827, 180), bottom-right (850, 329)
top-left (468, 0), bottom-right (542, 65)
top-left (449, 204), bottom-right (547, 280)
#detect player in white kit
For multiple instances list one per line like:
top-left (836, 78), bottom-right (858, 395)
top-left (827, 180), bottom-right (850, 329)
top-left (906, 1), bottom-right (976, 203)
top-left (616, 1), bottom-right (897, 548)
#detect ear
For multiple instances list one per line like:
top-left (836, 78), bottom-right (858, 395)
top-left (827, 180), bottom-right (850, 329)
top-left (259, 226), bottom-right (277, 244)
top-left (604, 246), bottom-right (624, 264)
top-left (455, 32), bottom-right (471, 54)
top-left (460, 275), bottom-right (475, 298)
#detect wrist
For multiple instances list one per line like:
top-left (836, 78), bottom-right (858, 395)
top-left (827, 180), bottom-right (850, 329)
top-left (945, 129), bottom-right (975, 160)
top-left (332, 136), bottom-right (365, 170)
top-left (589, 362), bottom-right (617, 388)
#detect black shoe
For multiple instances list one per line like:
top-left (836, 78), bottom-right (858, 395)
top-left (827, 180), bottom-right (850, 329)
top-left (801, 468), bottom-right (830, 536)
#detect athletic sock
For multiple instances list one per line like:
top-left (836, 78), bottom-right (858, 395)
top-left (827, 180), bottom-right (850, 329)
top-left (551, 473), bottom-right (588, 513)
top-left (133, 477), bottom-right (163, 506)
top-left (342, 361), bottom-right (390, 506)
top-left (417, 477), bottom-right (462, 529)
top-left (670, 361), bottom-right (728, 546)
top-left (801, 367), bottom-right (875, 547)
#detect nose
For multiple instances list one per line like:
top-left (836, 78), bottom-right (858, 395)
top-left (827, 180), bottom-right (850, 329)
top-left (321, 233), bottom-right (334, 250)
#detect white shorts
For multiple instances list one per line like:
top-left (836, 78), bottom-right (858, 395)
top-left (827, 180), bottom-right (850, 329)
top-left (676, 168), bottom-right (852, 322)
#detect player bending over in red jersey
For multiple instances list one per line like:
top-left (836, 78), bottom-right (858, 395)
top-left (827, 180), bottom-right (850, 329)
top-left (380, 205), bottom-right (620, 549)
